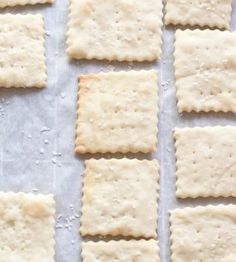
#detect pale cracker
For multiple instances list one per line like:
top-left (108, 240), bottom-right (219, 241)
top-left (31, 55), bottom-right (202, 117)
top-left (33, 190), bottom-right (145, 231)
top-left (174, 29), bottom-right (236, 113)
top-left (165, 0), bottom-right (232, 29)
top-left (174, 126), bottom-right (236, 198)
top-left (75, 70), bottom-right (158, 154)
top-left (0, 14), bottom-right (46, 88)
top-left (67, 0), bottom-right (163, 61)
top-left (82, 240), bottom-right (159, 262)
top-left (81, 159), bottom-right (159, 238)
top-left (0, 192), bottom-right (55, 262)
top-left (170, 205), bottom-right (236, 262)
top-left (0, 0), bottom-right (53, 8)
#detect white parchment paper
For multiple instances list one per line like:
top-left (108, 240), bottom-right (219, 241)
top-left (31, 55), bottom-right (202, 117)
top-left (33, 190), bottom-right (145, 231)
top-left (0, 1), bottom-right (236, 261)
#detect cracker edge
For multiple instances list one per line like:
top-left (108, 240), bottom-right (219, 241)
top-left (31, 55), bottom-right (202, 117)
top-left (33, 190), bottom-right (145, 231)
top-left (173, 126), bottom-right (236, 198)
top-left (74, 70), bottom-right (159, 154)
top-left (0, 0), bottom-right (54, 8)
top-left (66, 0), bottom-right (163, 61)
top-left (81, 239), bottom-right (160, 261)
top-left (0, 191), bottom-right (56, 259)
top-left (165, 1), bottom-right (232, 29)
top-left (174, 29), bottom-right (236, 113)
top-left (169, 204), bottom-right (236, 262)
top-left (80, 158), bottom-right (159, 238)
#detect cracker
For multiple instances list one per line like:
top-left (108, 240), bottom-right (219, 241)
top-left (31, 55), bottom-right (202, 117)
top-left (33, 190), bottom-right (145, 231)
top-left (82, 240), bottom-right (159, 262)
top-left (0, 192), bottom-right (55, 261)
top-left (170, 205), bottom-right (236, 262)
top-left (174, 126), bottom-right (236, 198)
top-left (0, 14), bottom-right (46, 88)
top-left (174, 29), bottom-right (236, 113)
top-left (80, 159), bottom-right (159, 238)
top-left (165, 0), bottom-right (232, 29)
top-left (0, 0), bottom-right (53, 8)
top-left (67, 0), bottom-right (163, 61)
top-left (75, 70), bottom-right (158, 154)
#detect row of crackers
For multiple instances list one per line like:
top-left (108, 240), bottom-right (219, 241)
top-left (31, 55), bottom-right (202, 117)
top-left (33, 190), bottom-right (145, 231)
top-left (0, 1), bottom-right (235, 262)
top-left (70, 0), bottom-right (235, 260)
top-left (0, 2), bottom-right (235, 113)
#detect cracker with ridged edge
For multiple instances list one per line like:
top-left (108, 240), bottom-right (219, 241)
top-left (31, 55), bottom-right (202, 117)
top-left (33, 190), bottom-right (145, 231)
top-left (82, 240), bottom-right (159, 262)
top-left (0, 0), bottom-right (53, 8)
top-left (170, 205), bottom-right (236, 262)
top-left (67, 0), bottom-right (163, 61)
top-left (0, 192), bottom-right (55, 261)
top-left (174, 126), bottom-right (236, 198)
top-left (0, 14), bottom-right (46, 88)
top-left (75, 70), bottom-right (158, 154)
top-left (81, 159), bottom-right (159, 238)
top-left (174, 29), bottom-right (236, 113)
top-left (165, 0), bottom-right (232, 29)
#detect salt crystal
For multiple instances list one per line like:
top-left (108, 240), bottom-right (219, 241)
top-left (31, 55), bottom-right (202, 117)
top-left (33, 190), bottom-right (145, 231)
top-left (60, 93), bottom-right (66, 99)
top-left (52, 158), bottom-right (57, 164)
top-left (39, 148), bottom-right (44, 154)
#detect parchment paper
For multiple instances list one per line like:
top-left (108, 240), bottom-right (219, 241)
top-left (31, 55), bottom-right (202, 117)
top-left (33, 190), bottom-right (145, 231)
top-left (0, 1), bottom-right (236, 261)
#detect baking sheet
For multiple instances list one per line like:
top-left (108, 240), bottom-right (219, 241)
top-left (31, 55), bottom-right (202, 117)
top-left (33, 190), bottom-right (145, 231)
top-left (0, 1), bottom-right (236, 261)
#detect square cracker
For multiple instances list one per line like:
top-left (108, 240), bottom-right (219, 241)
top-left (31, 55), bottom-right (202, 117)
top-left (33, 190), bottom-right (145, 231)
top-left (0, 14), bottom-right (46, 88)
top-left (81, 159), bottom-right (159, 238)
top-left (0, 192), bottom-right (55, 262)
top-left (67, 0), bottom-right (163, 61)
top-left (170, 205), bottom-right (236, 262)
top-left (82, 240), bottom-right (159, 262)
top-left (175, 29), bottom-right (236, 113)
top-left (0, 0), bottom-right (53, 8)
top-left (165, 0), bottom-right (232, 29)
top-left (75, 70), bottom-right (158, 154)
top-left (174, 126), bottom-right (236, 198)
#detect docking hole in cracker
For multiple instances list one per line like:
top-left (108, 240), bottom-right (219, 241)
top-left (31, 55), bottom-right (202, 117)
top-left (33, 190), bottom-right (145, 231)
top-left (0, 192), bottom-right (55, 261)
top-left (175, 29), bottom-right (236, 113)
top-left (67, 0), bottom-right (163, 61)
top-left (81, 158), bottom-right (159, 238)
top-left (165, 0), bottom-right (232, 29)
top-left (0, 14), bottom-right (46, 88)
top-left (174, 126), bottom-right (236, 198)
top-left (170, 205), bottom-right (236, 262)
top-left (82, 240), bottom-right (160, 262)
top-left (75, 70), bottom-right (159, 154)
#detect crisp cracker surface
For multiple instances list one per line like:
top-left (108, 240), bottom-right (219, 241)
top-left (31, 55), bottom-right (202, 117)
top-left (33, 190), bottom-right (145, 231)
top-left (0, 0), bottom-right (53, 8)
top-left (0, 192), bottom-right (55, 262)
top-left (82, 240), bottom-right (159, 262)
top-left (174, 126), bottom-right (236, 198)
top-left (0, 14), bottom-right (46, 88)
top-left (75, 70), bottom-right (158, 154)
top-left (80, 159), bottom-right (159, 238)
top-left (175, 29), bottom-right (236, 113)
top-left (165, 0), bottom-right (232, 29)
top-left (170, 205), bottom-right (236, 262)
top-left (67, 0), bottom-right (163, 61)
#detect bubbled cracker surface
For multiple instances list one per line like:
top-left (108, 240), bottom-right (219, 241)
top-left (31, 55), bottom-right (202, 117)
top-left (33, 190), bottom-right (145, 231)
top-left (80, 159), bottom-right (159, 238)
top-left (0, 14), bottom-right (46, 88)
top-left (75, 70), bottom-right (158, 154)
top-left (170, 205), bottom-right (236, 262)
top-left (0, 192), bottom-right (55, 262)
top-left (175, 30), bottom-right (236, 113)
top-left (174, 126), bottom-right (236, 198)
top-left (82, 240), bottom-right (159, 262)
top-left (67, 0), bottom-right (163, 61)
top-left (165, 0), bottom-right (232, 28)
